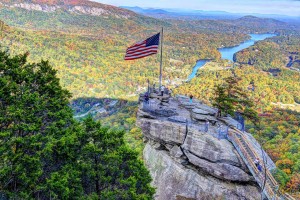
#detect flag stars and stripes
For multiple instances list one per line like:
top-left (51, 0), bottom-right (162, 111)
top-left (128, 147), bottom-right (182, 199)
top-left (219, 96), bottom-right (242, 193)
top-left (125, 33), bottom-right (160, 60)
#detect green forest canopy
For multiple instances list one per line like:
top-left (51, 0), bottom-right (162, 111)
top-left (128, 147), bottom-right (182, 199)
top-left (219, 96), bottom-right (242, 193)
top-left (0, 51), bottom-right (154, 199)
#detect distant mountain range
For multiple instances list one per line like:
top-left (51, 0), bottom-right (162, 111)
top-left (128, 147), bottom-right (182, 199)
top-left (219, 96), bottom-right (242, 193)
top-left (121, 6), bottom-right (300, 24)
top-left (0, 0), bottom-right (296, 32)
top-left (120, 6), bottom-right (237, 19)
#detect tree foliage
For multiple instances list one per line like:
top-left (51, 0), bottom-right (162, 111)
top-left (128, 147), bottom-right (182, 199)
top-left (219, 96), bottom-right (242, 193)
top-left (0, 51), bottom-right (154, 199)
top-left (212, 76), bottom-right (258, 124)
top-left (79, 117), bottom-right (154, 199)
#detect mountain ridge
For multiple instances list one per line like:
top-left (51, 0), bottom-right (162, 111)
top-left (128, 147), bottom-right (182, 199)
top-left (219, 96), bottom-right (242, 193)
top-left (236, 15), bottom-right (286, 24)
top-left (122, 6), bottom-right (300, 24)
top-left (0, 0), bottom-right (170, 35)
top-left (0, 0), bottom-right (136, 18)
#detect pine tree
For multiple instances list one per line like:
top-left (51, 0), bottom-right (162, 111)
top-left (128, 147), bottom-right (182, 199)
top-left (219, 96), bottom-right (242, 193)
top-left (79, 117), bottom-right (155, 199)
top-left (212, 85), bottom-right (235, 117)
top-left (0, 51), bottom-right (84, 198)
top-left (212, 76), bottom-right (258, 125)
top-left (0, 51), bottom-right (154, 199)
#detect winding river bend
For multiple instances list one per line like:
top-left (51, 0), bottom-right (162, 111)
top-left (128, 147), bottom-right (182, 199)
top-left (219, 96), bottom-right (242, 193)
top-left (187, 33), bottom-right (276, 81)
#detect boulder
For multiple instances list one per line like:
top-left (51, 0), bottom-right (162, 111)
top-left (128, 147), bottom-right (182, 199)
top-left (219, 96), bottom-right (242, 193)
top-left (219, 117), bottom-right (240, 128)
top-left (137, 118), bottom-right (187, 145)
top-left (153, 142), bottom-right (163, 150)
top-left (144, 144), bottom-right (260, 200)
top-left (184, 151), bottom-right (252, 182)
top-left (179, 102), bottom-right (196, 110)
top-left (168, 116), bottom-right (187, 123)
top-left (137, 109), bottom-right (158, 119)
top-left (165, 144), bottom-right (174, 151)
top-left (192, 108), bottom-right (210, 115)
top-left (191, 113), bottom-right (217, 123)
top-left (195, 104), bottom-right (217, 115)
top-left (182, 130), bottom-right (242, 167)
top-left (170, 145), bottom-right (183, 158)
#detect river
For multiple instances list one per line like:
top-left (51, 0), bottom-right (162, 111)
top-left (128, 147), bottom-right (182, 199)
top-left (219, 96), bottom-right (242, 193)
top-left (187, 33), bottom-right (277, 81)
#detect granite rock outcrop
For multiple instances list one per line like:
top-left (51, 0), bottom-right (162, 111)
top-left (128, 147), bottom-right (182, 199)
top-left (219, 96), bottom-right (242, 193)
top-left (137, 96), bottom-right (276, 200)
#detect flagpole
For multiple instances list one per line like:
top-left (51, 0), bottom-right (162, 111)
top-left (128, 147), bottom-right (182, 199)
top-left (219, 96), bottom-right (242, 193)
top-left (159, 27), bottom-right (163, 90)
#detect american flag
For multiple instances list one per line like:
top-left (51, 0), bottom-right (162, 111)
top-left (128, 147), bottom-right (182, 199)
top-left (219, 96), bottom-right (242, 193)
top-left (125, 33), bottom-right (160, 60)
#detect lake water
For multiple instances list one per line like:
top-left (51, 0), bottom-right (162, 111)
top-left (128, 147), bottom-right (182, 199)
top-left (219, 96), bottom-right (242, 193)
top-left (219, 33), bottom-right (277, 61)
top-left (187, 33), bottom-right (276, 81)
top-left (187, 59), bottom-right (211, 81)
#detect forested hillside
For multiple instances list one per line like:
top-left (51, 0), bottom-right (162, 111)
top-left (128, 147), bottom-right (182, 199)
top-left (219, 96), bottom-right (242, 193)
top-left (234, 34), bottom-right (300, 70)
top-left (0, 18), bottom-right (248, 99)
top-left (0, 0), bottom-right (300, 196)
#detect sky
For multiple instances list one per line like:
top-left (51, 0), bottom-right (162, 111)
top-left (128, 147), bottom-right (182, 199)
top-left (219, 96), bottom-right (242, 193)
top-left (94, 0), bottom-right (300, 17)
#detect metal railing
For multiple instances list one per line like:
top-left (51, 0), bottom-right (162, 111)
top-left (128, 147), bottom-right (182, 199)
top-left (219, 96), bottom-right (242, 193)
top-left (282, 193), bottom-right (296, 200)
top-left (166, 115), bottom-right (292, 199)
top-left (228, 129), bottom-right (281, 200)
top-left (166, 116), bottom-right (229, 140)
top-left (236, 129), bottom-right (278, 186)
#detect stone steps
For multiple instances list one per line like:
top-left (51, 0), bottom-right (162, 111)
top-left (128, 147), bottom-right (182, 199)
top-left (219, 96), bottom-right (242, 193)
top-left (228, 129), bottom-right (282, 200)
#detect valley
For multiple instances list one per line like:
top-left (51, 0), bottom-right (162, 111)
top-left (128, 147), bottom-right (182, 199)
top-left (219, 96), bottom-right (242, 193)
top-left (0, 0), bottom-right (299, 197)
top-left (187, 33), bottom-right (278, 80)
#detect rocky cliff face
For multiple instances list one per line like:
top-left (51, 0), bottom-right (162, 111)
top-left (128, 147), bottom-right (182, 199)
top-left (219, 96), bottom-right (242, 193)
top-left (0, 0), bottom-right (133, 18)
top-left (144, 144), bottom-right (259, 200)
top-left (137, 96), bottom-right (275, 200)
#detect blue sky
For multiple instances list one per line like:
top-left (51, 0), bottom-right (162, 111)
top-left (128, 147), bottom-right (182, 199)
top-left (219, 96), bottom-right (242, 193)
top-left (94, 0), bottom-right (300, 16)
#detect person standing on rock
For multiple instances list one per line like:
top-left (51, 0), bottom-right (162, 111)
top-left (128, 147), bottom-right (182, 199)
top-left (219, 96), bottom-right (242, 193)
top-left (257, 163), bottom-right (262, 172)
top-left (160, 85), bottom-right (165, 96)
top-left (189, 94), bottom-right (193, 103)
top-left (216, 109), bottom-right (221, 118)
top-left (254, 158), bottom-right (262, 172)
top-left (144, 92), bottom-right (149, 104)
top-left (254, 158), bottom-right (259, 166)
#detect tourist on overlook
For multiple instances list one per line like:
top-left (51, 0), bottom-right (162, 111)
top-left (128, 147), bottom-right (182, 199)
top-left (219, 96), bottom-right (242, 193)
top-left (257, 163), bottom-right (262, 172)
top-left (144, 92), bottom-right (149, 105)
top-left (189, 94), bottom-right (193, 103)
top-left (216, 109), bottom-right (222, 118)
top-left (160, 85), bottom-right (165, 96)
top-left (254, 158), bottom-right (262, 172)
